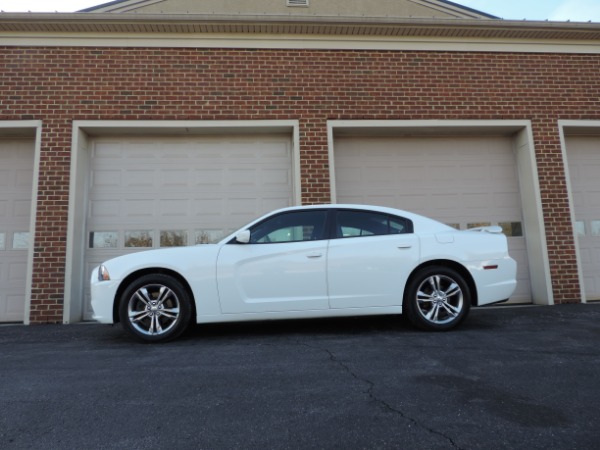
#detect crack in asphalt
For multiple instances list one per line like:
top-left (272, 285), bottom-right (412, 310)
top-left (294, 339), bottom-right (463, 450)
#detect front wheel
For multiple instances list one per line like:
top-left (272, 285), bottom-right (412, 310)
top-left (119, 274), bottom-right (192, 343)
top-left (404, 266), bottom-right (471, 331)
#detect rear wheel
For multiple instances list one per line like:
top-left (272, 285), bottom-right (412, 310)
top-left (119, 274), bottom-right (192, 343)
top-left (405, 266), bottom-right (471, 331)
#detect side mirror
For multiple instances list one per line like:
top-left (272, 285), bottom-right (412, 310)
top-left (235, 230), bottom-right (251, 244)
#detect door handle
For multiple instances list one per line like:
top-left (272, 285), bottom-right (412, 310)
top-left (397, 245), bottom-right (412, 249)
top-left (306, 252), bottom-right (323, 258)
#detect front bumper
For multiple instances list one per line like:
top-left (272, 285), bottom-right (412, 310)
top-left (90, 267), bottom-right (121, 324)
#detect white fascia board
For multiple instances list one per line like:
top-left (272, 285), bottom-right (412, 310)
top-left (2, 33), bottom-right (600, 54)
top-left (559, 120), bottom-right (600, 134)
top-left (328, 119), bottom-right (532, 135)
top-left (74, 119), bottom-right (299, 138)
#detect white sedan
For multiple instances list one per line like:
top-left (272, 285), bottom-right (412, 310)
top-left (91, 204), bottom-right (517, 342)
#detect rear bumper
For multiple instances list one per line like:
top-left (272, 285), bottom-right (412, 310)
top-left (471, 257), bottom-right (518, 306)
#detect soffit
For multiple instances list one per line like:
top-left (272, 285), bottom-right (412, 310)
top-left (1, 14), bottom-right (600, 41)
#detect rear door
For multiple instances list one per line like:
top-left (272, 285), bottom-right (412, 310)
top-left (327, 210), bottom-right (419, 309)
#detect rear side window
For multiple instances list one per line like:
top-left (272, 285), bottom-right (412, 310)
top-left (335, 210), bottom-right (412, 238)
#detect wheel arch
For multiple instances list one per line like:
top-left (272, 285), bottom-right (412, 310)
top-left (112, 268), bottom-right (197, 323)
top-left (404, 260), bottom-right (478, 307)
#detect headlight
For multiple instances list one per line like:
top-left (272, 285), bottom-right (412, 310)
top-left (98, 265), bottom-right (111, 281)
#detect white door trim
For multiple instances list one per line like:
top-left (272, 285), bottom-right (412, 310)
top-left (558, 120), bottom-right (600, 303)
top-left (0, 121), bottom-right (42, 325)
top-left (327, 119), bottom-right (553, 306)
top-left (65, 120), bottom-right (300, 323)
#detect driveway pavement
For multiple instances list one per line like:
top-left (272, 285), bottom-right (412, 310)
top-left (1, 303), bottom-right (599, 449)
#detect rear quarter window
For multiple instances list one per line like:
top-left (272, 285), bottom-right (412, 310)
top-left (335, 210), bottom-right (412, 238)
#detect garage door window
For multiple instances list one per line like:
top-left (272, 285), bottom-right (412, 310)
top-left (498, 222), bottom-right (523, 237)
top-left (124, 231), bottom-right (153, 248)
top-left (90, 231), bottom-right (118, 249)
top-left (195, 229), bottom-right (227, 245)
top-left (160, 230), bottom-right (187, 247)
top-left (12, 232), bottom-right (29, 249)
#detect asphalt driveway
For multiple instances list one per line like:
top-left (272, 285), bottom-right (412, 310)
top-left (1, 303), bottom-right (599, 449)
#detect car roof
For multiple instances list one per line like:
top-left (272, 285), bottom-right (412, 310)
top-left (264, 204), bottom-right (453, 229)
top-left (271, 203), bottom-right (416, 217)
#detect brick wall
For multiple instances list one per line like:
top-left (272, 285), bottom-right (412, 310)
top-left (2, 47), bottom-right (597, 321)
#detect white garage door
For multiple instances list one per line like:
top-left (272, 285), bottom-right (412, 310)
top-left (84, 134), bottom-right (294, 319)
top-left (0, 140), bottom-right (34, 322)
top-left (334, 135), bottom-right (531, 303)
top-left (566, 136), bottom-right (600, 300)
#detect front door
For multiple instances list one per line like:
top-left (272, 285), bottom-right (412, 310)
top-left (217, 210), bottom-right (329, 314)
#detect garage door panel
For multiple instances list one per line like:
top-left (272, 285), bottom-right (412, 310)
top-left (460, 164), bottom-right (490, 180)
top-left (336, 167), bottom-right (362, 184)
top-left (580, 163), bottom-right (600, 179)
top-left (579, 247), bottom-right (592, 264)
top-left (90, 200), bottom-right (120, 218)
top-left (8, 260), bottom-right (27, 281)
top-left (3, 293), bottom-right (25, 320)
top-left (586, 192), bottom-right (600, 208)
top-left (124, 144), bottom-right (155, 159)
top-left (0, 171), bottom-right (9, 187)
top-left (16, 169), bottom-right (34, 186)
top-left (195, 169), bottom-right (223, 185)
top-left (262, 169), bottom-right (290, 187)
top-left (93, 169), bottom-right (122, 187)
top-left (491, 164), bottom-right (519, 182)
top-left (126, 199), bottom-right (155, 217)
top-left (228, 169), bottom-right (258, 186)
top-left (161, 169), bottom-right (190, 187)
top-left (258, 142), bottom-right (291, 158)
top-left (13, 200), bottom-right (32, 218)
top-left (493, 192), bottom-right (521, 209)
top-left (334, 135), bottom-right (531, 304)
top-left (159, 199), bottom-right (189, 217)
top-left (462, 193), bottom-right (491, 209)
top-left (399, 166), bottom-right (428, 182)
top-left (126, 170), bottom-right (156, 188)
top-left (193, 198), bottom-right (223, 215)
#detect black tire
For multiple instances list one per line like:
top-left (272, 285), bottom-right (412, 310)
top-left (118, 273), bottom-right (192, 343)
top-left (404, 266), bottom-right (471, 331)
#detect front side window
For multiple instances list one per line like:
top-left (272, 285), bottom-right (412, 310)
top-left (335, 210), bottom-right (411, 238)
top-left (249, 210), bottom-right (328, 244)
